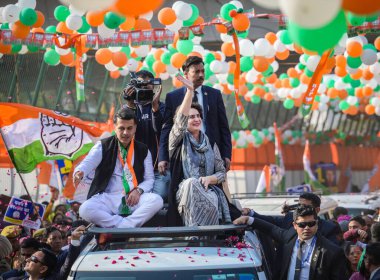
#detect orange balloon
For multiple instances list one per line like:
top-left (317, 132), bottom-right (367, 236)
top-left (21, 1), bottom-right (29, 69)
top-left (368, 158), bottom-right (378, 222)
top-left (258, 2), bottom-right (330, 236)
top-left (170, 52), bottom-right (187, 69)
top-left (302, 48), bottom-right (318, 56)
top-left (335, 67), bottom-right (347, 77)
top-left (335, 55), bottom-right (346, 68)
top-left (228, 61), bottom-right (236, 74)
top-left (347, 41), bottom-right (362, 57)
top-left (56, 22), bottom-right (73, 34)
top-left (95, 48), bottom-right (113, 65)
top-left (355, 87), bottom-right (364, 98)
top-left (158, 7), bottom-right (176, 25)
top-left (120, 16), bottom-right (135, 31)
top-left (221, 42), bottom-right (235, 57)
top-left (33, 11), bottom-right (45, 28)
top-left (253, 56), bottom-right (269, 72)
top-left (215, 24), bottom-right (228, 34)
top-left (239, 85), bottom-right (248, 96)
top-left (86, 10), bottom-right (106, 27)
top-left (12, 21), bottom-right (30, 39)
top-left (110, 70), bottom-right (120, 79)
top-left (276, 49), bottom-right (289, 60)
top-left (112, 51), bottom-right (128, 67)
top-left (193, 16), bottom-right (205, 29)
top-left (113, 0), bottom-right (164, 17)
top-left (31, 27), bottom-right (44, 33)
top-left (134, 18), bottom-right (152, 30)
top-left (0, 41), bottom-right (12, 54)
top-left (152, 60), bottom-right (166, 74)
top-left (153, 49), bottom-right (165, 60)
top-left (363, 86), bottom-right (373, 97)
top-left (265, 32), bottom-right (277, 45)
top-left (350, 68), bottom-right (362, 80)
top-left (187, 51), bottom-right (202, 58)
top-left (266, 73), bottom-right (277, 84)
top-left (300, 73), bottom-right (311, 84)
top-left (375, 36), bottom-right (380, 51)
top-left (287, 68), bottom-right (298, 78)
top-left (342, 0), bottom-right (380, 15)
top-left (362, 68), bottom-right (374, 80)
top-left (264, 92), bottom-right (274, 102)
top-left (281, 78), bottom-right (291, 88)
top-left (253, 87), bottom-right (265, 97)
top-left (60, 52), bottom-right (74, 66)
top-left (172, 76), bottom-right (182, 88)
top-left (232, 13), bottom-right (250, 32)
top-left (213, 51), bottom-right (222, 61)
top-left (338, 90), bottom-right (348, 100)
top-left (293, 44), bottom-right (303, 54)
top-left (274, 79), bottom-right (282, 88)
top-left (327, 88), bottom-right (339, 99)
top-left (365, 104), bottom-right (375, 115)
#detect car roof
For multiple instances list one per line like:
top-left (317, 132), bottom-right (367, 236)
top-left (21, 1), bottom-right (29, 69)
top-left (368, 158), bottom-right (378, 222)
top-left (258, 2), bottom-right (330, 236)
top-left (328, 193), bottom-right (380, 209)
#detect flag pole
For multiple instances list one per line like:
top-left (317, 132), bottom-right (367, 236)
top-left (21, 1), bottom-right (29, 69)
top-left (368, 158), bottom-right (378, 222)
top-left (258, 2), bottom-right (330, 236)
top-left (0, 128), bottom-right (41, 219)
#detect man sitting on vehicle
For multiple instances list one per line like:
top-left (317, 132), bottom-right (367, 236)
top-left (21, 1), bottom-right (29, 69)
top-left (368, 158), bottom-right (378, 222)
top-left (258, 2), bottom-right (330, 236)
top-left (74, 107), bottom-right (163, 228)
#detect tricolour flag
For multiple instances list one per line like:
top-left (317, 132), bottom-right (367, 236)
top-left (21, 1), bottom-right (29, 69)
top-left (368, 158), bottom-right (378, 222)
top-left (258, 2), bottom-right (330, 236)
top-left (303, 140), bottom-right (330, 194)
top-left (0, 103), bottom-right (108, 173)
top-left (362, 153), bottom-right (380, 193)
top-left (256, 165), bottom-right (271, 193)
top-left (273, 122), bottom-right (285, 191)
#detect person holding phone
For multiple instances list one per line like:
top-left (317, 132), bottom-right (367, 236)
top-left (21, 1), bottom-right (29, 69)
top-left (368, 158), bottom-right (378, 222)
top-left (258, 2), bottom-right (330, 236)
top-left (167, 83), bottom-right (231, 227)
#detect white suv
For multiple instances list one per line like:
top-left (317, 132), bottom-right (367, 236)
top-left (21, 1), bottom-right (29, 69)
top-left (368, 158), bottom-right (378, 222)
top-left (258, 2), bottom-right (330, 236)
top-left (68, 225), bottom-right (268, 280)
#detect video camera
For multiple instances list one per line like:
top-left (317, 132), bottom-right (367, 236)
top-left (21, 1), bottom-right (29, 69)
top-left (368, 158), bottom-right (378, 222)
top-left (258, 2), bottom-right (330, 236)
top-left (123, 72), bottom-right (161, 103)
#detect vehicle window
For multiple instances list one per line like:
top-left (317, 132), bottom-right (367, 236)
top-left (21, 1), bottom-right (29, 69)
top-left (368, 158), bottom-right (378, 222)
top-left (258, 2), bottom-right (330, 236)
top-left (75, 268), bottom-right (259, 280)
top-left (348, 209), bottom-right (375, 216)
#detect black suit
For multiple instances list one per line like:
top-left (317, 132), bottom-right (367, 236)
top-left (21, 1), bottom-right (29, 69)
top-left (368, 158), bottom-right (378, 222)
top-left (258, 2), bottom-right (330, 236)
top-left (158, 86), bottom-right (232, 163)
top-left (251, 218), bottom-right (349, 280)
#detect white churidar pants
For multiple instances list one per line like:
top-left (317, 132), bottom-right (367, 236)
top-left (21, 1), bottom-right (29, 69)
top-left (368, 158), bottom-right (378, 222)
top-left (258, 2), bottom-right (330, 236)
top-left (79, 192), bottom-right (163, 228)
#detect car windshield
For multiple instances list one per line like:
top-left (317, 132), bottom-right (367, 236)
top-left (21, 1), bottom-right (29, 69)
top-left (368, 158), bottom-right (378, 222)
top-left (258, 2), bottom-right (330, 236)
top-left (74, 267), bottom-right (258, 280)
top-left (347, 208), bottom-right (375, 216)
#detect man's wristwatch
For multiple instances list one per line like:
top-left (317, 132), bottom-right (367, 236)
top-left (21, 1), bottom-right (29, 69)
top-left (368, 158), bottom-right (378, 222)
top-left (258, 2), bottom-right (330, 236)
top-left (136, 188), bottom-right (144, 195)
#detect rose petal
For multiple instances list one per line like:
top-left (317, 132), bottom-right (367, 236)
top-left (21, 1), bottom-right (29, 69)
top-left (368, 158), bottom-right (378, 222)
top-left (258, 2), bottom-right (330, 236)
top-left (112, 260), bottom-right (117, 264)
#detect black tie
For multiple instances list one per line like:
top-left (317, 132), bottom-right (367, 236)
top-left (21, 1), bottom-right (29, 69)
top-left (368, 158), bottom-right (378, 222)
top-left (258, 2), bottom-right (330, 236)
top-left (294, 240), bottom-right (305, 280)
top-left (193, 91), bottom-right (198, 103)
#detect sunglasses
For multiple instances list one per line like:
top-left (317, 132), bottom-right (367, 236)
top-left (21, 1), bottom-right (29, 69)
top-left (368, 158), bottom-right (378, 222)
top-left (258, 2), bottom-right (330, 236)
top-left (28, 256), bottom-right (44, 265)
top-left (296, 221), bottom-right (317, 228)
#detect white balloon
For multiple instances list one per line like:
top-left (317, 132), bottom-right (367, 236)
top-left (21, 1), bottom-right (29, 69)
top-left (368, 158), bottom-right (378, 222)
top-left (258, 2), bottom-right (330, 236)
top-left (193, 45), bottom-right (205, 56)
top-left (18, 45), bottom-right (28, 54)
top-left (338, 33), bottom-right (348, 47)
top-left (251, 0), bottom-right (279, 9)
top-left (82, 53), bottom-right (88, 63)
top-left (320, 94), bottom-right (330, 103)
top-left (140, 11), bottom-right (153, 21)
top-left (109, 46), bottom-right (122, 52)
top-left (283, 130), bottom-right (292, 138)
top-left (208, 74), bottom-right (218, 84)
top-left (69, 4), bottom-right (85, 16)
top-left (172, 1), bottom-right (185, 10)
top-left (230, 1), bottom-right (244, 9)
top-left (213, 83), bottom-right (223, 91)
top-left (306, 55), bottom-right (321, 72)
top-left (55, 46), bottom-right (71, 55)
top-left (290, 88), bottom-right (302, 99)
top-left (370, 97), bottom-right (380, 106)
top-left (120, 68), bottom-right (130, 76)
top-left (220, 33), bottom-right (233, 43)
top-left (66, 14), bottom-right (83, 31)
top-left (173, 2), bottom-right (192, 21)
top-left (347, 96), bottom-right (358, 106)
top-left (210, 60), bottom-right (223, 74)
top-left (370, 63), bottom-right (380, 75)
top-left (17, 0), bottom-right (36, 9)
top-left (279, 0), bottom-right (342, 28)
top-left (127, 58), bottom-right (139, 72)
top-left (97, 24), bottom-right (115, 39)
top-left (239, 39), bottom-right (254, 56)
top-left (253, 38), bottom-right (270, 56)
top-left (0, 53), bottom-right (3, 59)
top-left (166, 64), bottom-right (177, 75)
top-left (361, 49), bottom-right (377, 66)
top-left (334, 80), bottom-right (348, 90)
top-left (236, 137), bottom-right (247, 148)
top-left (105, 61), bottom-right (118, 71)
top-left (220, 62), bottom-right (229, 74)
top-left (318, 102), bottom-right (328, 112)
top-left (166, 19), bottom-right (183, 32)
top-left (375, 106), bottom-right (380, 116)
top-left (265, 45), bottom-right (276, 58)
top-left (246, 69), bottom-right (259, 83)
top-left (277, 88), bottom-right (289, 99)
top-left (2, 5), bottom-right (20, 23)
top-left (66, 0), bottom-right (111, 13)
top-left (192, 36), bottom-right (202, 45)
top-left (271, 61), bottom-right (279, 72)
top-left (133, 45), bottom-right (149, 57)
top-left (273, 40), bottom-right (286, 52)
top-left (358, 35), bottom-right (368, 45)
top-left (347, 36), bottom-right (363, 46)
top-left (299, 54), bottom-right (308, 65)
top-left (334, 45), bottom-right (345, 55)
top-left (216, 73), bottom-right (228, 83)
top-left (0, 8), bottom-right (4, 23)
top-left (286, 43), bottom-right (295, 51)
top-left (159, 72), bottom-right (170, 80)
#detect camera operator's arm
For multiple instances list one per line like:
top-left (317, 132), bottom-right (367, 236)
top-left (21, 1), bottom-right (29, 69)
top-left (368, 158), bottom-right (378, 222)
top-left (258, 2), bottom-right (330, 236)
top-left (152, 85), bottom-right (165, 134)
top-left (124, 86), bottom-right (136, 109)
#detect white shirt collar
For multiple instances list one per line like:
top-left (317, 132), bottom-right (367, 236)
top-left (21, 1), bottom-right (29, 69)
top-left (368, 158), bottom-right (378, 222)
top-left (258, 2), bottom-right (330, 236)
top-left (299, 236), bottom-right (315, 246)
top-left (195, 85), bottom-right (202, 94)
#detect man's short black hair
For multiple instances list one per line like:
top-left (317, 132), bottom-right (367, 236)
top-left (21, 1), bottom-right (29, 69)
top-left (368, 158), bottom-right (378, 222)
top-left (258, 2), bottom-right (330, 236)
top-left (136, 70), bottom-right (154, 79)
top-left (40, 248), bottom-right (57, 276)
top-left (299, 193), bottom-right (321, 208)
top-left (182, 56), bottom-right (204, 72)
top-left (21, 238), bottom-right (40, 250)
top-left (333, 206), bottom-right (348, 219)
top-left (293, 205), bottom-right (318, 221)
top-left (349, 216), bottom-right (366, 227)
top-left (113, 107), bottom-right (137, 124)
top-left (365, 242), bottom-right (380, 266)
top-left (43, 226), bottom-right (62, 240)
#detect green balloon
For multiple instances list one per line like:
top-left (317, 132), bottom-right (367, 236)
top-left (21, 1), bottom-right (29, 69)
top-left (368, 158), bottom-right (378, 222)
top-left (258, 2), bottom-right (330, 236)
top-left (220, 3), bottom-right (237, 21)
top-left (283, 98), bottom-right (294, 109)
top-left (20, 8), bottom-right (37, 26)
top-left (339, 100), bottom-right (349, 111)
top-left (27, 45), bottom-right (39, 52)
top-left (204, 52), bottom-right (215, 64)
top-left (262, 65), bottom-right (273, 77)
top-left (54, 5), bottom-right (70, 22)
top-left (77, 17), bottom-right (91, 33)
top-left (290, 78), bottom-right (300, 87)
top-left (183, 4), bottom-right (199, 26)
top-left (279, 29), bottom-right (292, 45)
top-left (237, 30), bottom-right (249, 38)
top-left (232, 131), bottom-right (239, 140)
top-left (346, 88), bottom-right (355, 96)
top-left (315, 95), bottom-right (320, 102)
top-left (262, 128), bottom-right (269, 136)
top-left (366, 13), bottom-right (379, 22)
top-left (343, 75), bottom-right (352, 83)
top-left (347, 56), bottom-right (362, 68)
top-left (161, 51), bottom-right (172, 65)
top-left (246, 83), bottom-right (254, 90)
top-left (177, 40), bottom-right (193, 55)
top-left (44, 49), bottom-right (60, 66)
top-left (288, 10), bottom-right (347, 54)
top-left (327, 79), bottom-right (335, 88)
top-left (45, 25), bottom-right (56, 33)
top-left (347, 12), bottom-right (366, 26)
top-left (363, 44), bottom-right (377, 51)
top-left (121, 46), bottom-right (131, 57)
top-left (1, 23), bottom-right (9, 30)
top-left (255, 136), bottom-right (263, 145)
top-left (251, 129), bottom-right (259, 137)
top-left (305, 69), bottom-right (314, 77)
top-left (350, 79), bottom-right (360, 88)
top-left (204, 63), bottom-right (212, 80)
top-left (240, 56), bottom-right (253, 72)
top-left (145, 54), bottom-right (155, 67)
top-left (298, 63), bottom-right (306, 70)
top-left (104, 12), bottom-right (122, 29)
top-left (227, 73), bottom-right (234, 85)
top-left (251, 94), bottom-right (261, 104)
top-left (11, 44), bottom-right (22, 53)
top-left (279, 73), bottom-right (289, 80)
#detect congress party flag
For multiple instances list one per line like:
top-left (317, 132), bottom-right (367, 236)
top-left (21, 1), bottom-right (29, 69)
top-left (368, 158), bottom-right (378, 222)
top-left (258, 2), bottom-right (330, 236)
top-left (0, 103), bottom-right (108, 173)
top-left (273, 122), bottom-right (285, 192)
top-left (256, 165), bottom-right (271, 193)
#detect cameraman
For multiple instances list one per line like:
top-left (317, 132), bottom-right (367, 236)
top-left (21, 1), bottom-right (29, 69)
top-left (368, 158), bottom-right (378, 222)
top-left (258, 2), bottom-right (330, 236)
top-left (123, 70), bottom-right (169, 201)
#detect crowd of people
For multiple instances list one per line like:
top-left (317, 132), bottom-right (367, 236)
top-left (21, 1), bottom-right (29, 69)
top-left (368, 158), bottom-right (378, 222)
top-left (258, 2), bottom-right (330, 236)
top-left (1, 56), bottom-right (380, 279)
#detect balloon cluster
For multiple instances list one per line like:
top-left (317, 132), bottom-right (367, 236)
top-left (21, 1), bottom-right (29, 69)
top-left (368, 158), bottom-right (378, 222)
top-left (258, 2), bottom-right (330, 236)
top-left (232, 127), bottom-right (378, 148)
